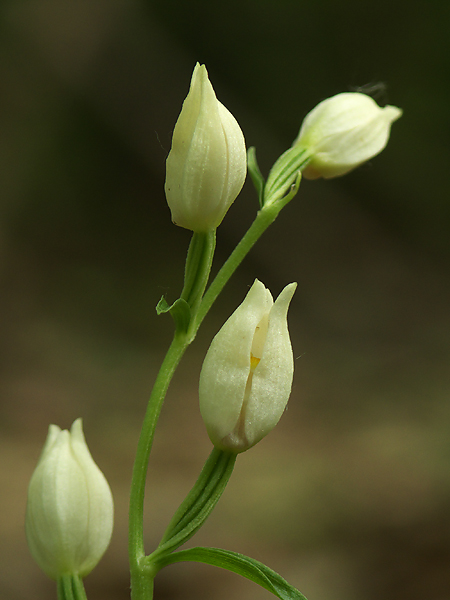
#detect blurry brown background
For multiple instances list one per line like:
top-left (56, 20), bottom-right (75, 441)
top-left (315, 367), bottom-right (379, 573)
top-left (1, 1), bottom-right (450, 599)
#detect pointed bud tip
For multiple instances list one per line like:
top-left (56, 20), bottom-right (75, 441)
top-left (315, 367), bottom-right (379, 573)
top-left (384, 104), bottom-right (403, 122)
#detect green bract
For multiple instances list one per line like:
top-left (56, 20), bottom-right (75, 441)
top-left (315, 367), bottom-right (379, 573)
top-left (25, 419), bottom-right (114, 580)
top-left (295, 92), bottom-right (402, 179)
top-left (165, 63), bottom-right (247, 232)
top-left (199, 279), bottom-right (296, 453)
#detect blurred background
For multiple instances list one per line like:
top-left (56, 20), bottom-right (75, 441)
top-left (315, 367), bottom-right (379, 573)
top-left (1, 1), bottom-right (449, 599)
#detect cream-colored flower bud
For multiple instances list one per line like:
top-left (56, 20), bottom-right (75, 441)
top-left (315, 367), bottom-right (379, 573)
top-left (294, 92), bottom-right (402, 179)
top-left (165, 63), bottom-right (247, 232)
top-left (199, 279), bottom-right (296, 453)
top-left (26, 419), bottom-right (114, 580)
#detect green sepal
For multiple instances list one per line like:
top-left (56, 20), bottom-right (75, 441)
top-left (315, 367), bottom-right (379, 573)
top-left (152, 546), bottom-right (308, 600)
top-left (156, 296), bottom-right (191, 333)
top-left (277, 170), bottom-right (302, 208)
top-left (264, 145), bottom-right (310, 206)
top-left (247, 146), bottom-right (265, 208)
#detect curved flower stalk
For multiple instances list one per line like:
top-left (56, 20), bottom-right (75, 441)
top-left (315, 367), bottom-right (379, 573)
top-left (26, 419), bottom-right (114, 581)
top-left (199, 279), bottom-right (296, 452)
top-left (165, 63), bottom-right (247, 232)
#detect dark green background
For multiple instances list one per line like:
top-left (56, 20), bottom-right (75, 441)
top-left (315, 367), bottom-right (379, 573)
top-left (1, 1), bottom-right (449, 599)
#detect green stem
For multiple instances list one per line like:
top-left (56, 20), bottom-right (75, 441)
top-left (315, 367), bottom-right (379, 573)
top-left (57, 575), bottom-right (88, 600)
top-left (130, 564), bottom-right (155, 600)
top-left (181, 231), bottom-right (216, 313)
top-left (57, 577), bottom-right (73, 600)
top-left (129, 333), bottom-right (189, 597)
top-left (192, 178), bottom-right (300, 334)
top-left (71, 575), bottom-right (88, 600)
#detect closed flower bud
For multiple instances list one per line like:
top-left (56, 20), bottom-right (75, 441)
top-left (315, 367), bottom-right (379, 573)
top-left (294, 92), bottom-right (402, 179)
top-left (25, 419), bottom-right (114, 580)
top-left (199, 279), bottom-right (296, 453)
top-left (165, 63), bottom-right (247, 232)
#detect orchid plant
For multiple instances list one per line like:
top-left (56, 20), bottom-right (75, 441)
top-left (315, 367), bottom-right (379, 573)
top-left (25, 62), bottom-right (402, 600)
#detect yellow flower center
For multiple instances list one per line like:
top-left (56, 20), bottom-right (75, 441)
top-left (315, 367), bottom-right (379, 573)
top-left (250, 354), bottom-right (261, 371)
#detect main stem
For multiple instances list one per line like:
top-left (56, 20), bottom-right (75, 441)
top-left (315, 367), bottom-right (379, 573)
top-left (129, 333), bottom-right (189, 597)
